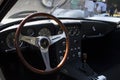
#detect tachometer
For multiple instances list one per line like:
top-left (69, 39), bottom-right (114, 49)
top-left (38, 28), bottom-right (51, 36)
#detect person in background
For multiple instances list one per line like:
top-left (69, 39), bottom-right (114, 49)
top-left (84, 0), bottom-right (96, 17)
top-left (93, 0), bottom-right (100, 15)
top-left (101, 1), bottom-right (107, 13)
top-left (96, 3), bottom-right (101, 14)
top-left (109, 4), bottom-right (117, 16)
top-left (95, 1), bottom-right (102, 14)
top-left (84, 0), bottom-right (88, 17)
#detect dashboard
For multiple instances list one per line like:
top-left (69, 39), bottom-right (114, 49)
top-left (0, 19), bottom-right (116, 62)
top-left (0, 18), bottom-right (118, 80)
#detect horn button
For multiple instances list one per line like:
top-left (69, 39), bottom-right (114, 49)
top-left (40, 38), bottom-right (50, 49)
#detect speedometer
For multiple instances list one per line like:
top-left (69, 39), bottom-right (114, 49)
top-left (6, 32), bottom-right (23, 48)
top-left (26, 28), bottom-right (34, 36)
top-left (38, 28), bottom-right (51, 36)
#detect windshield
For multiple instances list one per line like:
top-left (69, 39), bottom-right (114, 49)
top-left (1, 0), bottom-right (119, 24)
top-left (2, 0), bottom-right (82, 22)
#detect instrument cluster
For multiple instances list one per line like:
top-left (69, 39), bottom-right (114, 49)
top-left (58, 24), bottom-right (81, 37)
top-left (67, 26), bottom-right (81, 36)
top-left (56, 23), bottom-right (82, 61)
top-left (4, 27), bottom-right (52, 50)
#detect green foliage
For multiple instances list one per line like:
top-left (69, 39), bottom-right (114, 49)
top-left (108, 0), bottom-right (120, 5)
top-left (108, 0), bottom-right (120, 11)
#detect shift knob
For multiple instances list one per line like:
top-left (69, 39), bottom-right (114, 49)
top-left (83, 53), bottom-right (87, 63)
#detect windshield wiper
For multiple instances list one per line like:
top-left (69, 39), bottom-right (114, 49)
top-left (49, 0), bottom-right (68, 14)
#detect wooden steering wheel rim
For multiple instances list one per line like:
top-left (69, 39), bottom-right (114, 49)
top-left (15, 13), bottom-right (69, 74)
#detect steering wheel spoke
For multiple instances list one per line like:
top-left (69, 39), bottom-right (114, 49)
top-left (20, 34), bottom-right (37, 47)
top-left (40, 48), bottom-right (52, 71)
top-left (49, 32), bottom-right (66, 45)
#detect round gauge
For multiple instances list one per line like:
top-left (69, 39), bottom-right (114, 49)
top-left (58, 30), bottom-right (63, 34)
top-left (38, 28), bottom-right (51, 36)
top-left (6, 32), bottom-right (23, 48)
top-left (58, 28), bottom-right (63, 34)
top-left (26, 28), bottom-right (34, 36)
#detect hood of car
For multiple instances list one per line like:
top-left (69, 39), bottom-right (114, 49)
top-left (52, 8), bottom-right (85, 18)
top-left (0, 0), bottom-right (17, 22)
top-left (87, 16), bottom-right (120, 24)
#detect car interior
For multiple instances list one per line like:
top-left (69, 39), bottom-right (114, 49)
top-left (0, 0), bottom-right (120, 80)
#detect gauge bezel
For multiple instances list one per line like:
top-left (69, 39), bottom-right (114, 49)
top-left (38, 28), bottom-right (51, 36)
top-left (26, 28), bottom-right (35, 36)
top-left (6, 32), bottom-right (23, 48)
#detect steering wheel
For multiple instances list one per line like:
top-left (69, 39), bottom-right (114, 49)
top-left (15, 13), bottom-right (69, 74)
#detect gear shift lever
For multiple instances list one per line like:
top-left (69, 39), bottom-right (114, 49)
top-left (82, 53), bottom-right (87, 69)
top-left (81, 53), bottom-right (107, 80)
top-left (80, 53), bottom-right (96, 76)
